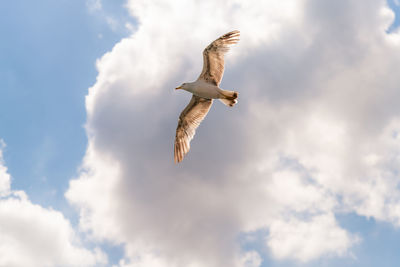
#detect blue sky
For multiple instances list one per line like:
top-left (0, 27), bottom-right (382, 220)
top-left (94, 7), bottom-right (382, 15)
top-left (1, 1), bottom-right (400, 267)
top-left (0, 1), bottom-right (130, 263)
top-left (0, 0), bottom-right (130, 206)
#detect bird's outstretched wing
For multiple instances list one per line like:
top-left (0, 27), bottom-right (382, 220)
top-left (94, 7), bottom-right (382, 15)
top-left (198, 30), bottom-right (240, 86)
top-left (174, 95), bottom-right (213, 163)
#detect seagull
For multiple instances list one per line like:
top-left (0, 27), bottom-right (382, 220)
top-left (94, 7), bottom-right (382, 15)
top-left (174, 30), bottom-right (240, 163)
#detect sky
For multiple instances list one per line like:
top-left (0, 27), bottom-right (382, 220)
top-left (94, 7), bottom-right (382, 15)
top-left (1, 0), bottom-right (400, 266)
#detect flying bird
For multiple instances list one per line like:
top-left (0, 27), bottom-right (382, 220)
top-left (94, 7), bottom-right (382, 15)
top-left (174, 30), bottom-right (240, 163)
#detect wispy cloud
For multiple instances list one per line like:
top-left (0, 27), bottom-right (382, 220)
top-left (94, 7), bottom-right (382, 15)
top-left (86, 0), bottom-right (135, 34)
top-left (86, 0), bottom-right (102, 13)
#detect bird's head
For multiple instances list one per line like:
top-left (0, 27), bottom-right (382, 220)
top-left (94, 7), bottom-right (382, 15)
top-left (175, 83), bottom-right (189, 90)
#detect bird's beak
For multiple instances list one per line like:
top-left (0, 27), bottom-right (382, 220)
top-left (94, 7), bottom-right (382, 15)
top-left (175, 86), bottom-right (182, 90)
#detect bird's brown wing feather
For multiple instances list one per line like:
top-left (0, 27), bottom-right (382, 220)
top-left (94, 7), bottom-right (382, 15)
top-left (198, 30), bottom-right (240, 86)
top-left (174, 95), bottom-right (213, 163)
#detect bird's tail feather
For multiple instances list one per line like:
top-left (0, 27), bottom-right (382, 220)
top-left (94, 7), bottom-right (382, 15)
top-left (219, 90), bottom-right (238, 107)
top-left (219, 98), bottom-right (237, 107)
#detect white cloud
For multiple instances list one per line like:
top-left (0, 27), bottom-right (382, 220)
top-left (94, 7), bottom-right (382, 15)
top-left (267, 213), bottom-right (359, 262)
top-left (67, 0), bottom-right (400, 266)
top-left (0, 140), bottom-right (11, 196)
top-left (0, 142), bottom-right (107, 267)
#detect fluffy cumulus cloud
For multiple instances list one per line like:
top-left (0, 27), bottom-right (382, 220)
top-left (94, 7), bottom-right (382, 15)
top-left (267, 213), bottom-right (357, 262)
top-left (0, 141), bottom-right (107, 267)
top-left (66, 0), bottom-right (400, 266)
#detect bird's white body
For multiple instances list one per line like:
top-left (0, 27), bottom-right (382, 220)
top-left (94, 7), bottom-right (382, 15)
top-left (183, 80), bottom-right (222, 99)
